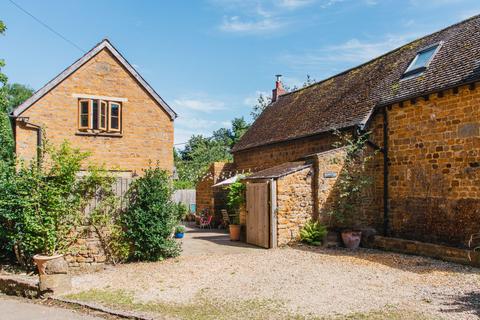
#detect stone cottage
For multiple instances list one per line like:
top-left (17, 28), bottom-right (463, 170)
top-left (224, 15), bottom-right (480, 249)
top-left (9, 39), bottom-right (177, 271)
top-left (10, 39), bottom-right (177, 176)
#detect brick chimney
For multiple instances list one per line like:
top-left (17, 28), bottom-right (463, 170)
top-left (272, 74), bottom-right (286, 102)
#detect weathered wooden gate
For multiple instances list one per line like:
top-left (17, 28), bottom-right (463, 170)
top-left (246, 182), bottom-right (270, 248)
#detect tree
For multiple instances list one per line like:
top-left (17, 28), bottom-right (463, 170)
top-left (0, 20), bottom-right (13, 165)
top-left (4, 83), bottom-right (34, 113)
top-left (250, 94), bottom-right (271, 121)
top-left (174, 117), bottom-right (250, 189)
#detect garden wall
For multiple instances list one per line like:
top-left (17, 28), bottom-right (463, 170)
top-left (65, 226), bottom-right (106, 273)
top-left (276, 167), bottom-right (314, 245)
top-left (196, 162), bottom-right (235, 216)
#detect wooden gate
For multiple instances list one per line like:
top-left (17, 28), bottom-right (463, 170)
top-left (246, 182), bottom-right (270, 248)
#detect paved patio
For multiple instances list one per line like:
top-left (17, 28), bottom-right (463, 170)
top-left (179, 225), bottom-right (262, 256)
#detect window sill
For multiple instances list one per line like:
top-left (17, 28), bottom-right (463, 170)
top-left (75, 131), bottom-right (123, 138)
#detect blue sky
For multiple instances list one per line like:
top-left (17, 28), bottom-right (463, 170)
top-left (1, 0), bottom-right (480, 146)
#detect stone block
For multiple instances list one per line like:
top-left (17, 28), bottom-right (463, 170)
top-left (38, 274), bottom-right (72, 297)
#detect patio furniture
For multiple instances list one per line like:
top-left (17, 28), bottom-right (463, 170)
top-left (199, 215), bottom-right (213, 229)
top-left (221, 209), bottom-right (230, 228)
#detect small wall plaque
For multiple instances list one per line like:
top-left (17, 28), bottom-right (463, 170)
top-left (323, 172), bottom-right (337, 178)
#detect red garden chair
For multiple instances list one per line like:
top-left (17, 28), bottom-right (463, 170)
top-left (199, 215), bottom-right (213, 229)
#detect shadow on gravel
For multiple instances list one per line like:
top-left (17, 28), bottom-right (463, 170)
top-left (440, 291), bottom-right (480, 317)
top-left (292, 244), bottom-right (480, 275)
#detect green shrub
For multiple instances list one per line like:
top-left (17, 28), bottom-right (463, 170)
top-left (300, 221), bottom-right (327, 246)
top-left (122, 166), bottom-right (181, 261)
top-left (226, 181), bottom-right (245, 225)
top-left (175, 225), bottom-right (185, 234)
top-left (0, 140), bottom-right (129, 266)
top-left (176, 203), bottom-right (188, 221)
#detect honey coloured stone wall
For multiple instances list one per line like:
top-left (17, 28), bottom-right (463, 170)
top-left (386, 83), bottom-right (480, 247)
top-left (195, 162), bottom-right (235, 219)
top-left (276, 167), bottom-right (314, 246)
top-left (15, 48), bottom-right (174, 174)
top-left (312, 143), bottom-right (384, 232)
top-left (64, 226), bottom-right (106, 274)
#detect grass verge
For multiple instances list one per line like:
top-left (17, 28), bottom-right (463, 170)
top-left (65, 289), bottom-right (437, 320)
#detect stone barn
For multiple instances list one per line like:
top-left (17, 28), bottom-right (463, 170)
top-left (229, 15), bottom-right (480, 249)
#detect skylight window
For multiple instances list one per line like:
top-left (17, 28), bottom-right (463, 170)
top-left (403, 43), bottom-right (441, 78)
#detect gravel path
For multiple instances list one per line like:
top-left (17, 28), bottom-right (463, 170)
top-left (71, 244), bottom-right (480, 319)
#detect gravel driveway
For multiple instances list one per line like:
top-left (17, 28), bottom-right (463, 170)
top-left (69, 228), bottom-right (480, 319)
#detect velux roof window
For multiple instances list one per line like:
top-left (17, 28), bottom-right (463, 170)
top-left (403, 43), bottom-right (441, 78)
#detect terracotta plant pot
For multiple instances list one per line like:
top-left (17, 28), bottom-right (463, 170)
top-left (229, 224), bottom-right (241, 241)
top-left (341, 231), bottom-right (362, 249)
top-left (33, 254), bottom-right (64, 275)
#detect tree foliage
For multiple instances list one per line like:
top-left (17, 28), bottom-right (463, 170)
top-left (226, 180), bottom-right (245, 224)
top-left (3, 83), bottom-right (34, 113)
top-left (122, 166), bottom-right (182, 261)
top-left (174, 117), bottom-right (250, 189)
top-left (0, 140), bottom-right (118, 265)
top-left (0, 20), bottom-right (34, 166)
top-left (0, 20), bottom-right (12, 165)
top-left (327, 130), bottom-right (376, 227)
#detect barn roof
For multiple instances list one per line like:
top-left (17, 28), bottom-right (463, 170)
top-left (233, 15), bottom-right (480, 152)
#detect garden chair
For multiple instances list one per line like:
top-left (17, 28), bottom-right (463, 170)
top-left (199, 215), bottom-right (213, 229)
top-left (221, 209), bottom-right (230, 228)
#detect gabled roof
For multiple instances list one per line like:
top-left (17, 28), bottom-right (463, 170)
top-left (233, 14), bottom-right (480, 153)
top-left (11, 39), bottom-right (177, 120)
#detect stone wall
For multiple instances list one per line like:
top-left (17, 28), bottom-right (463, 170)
top-left (370, 236), bottom-right (480, 267)
top-left (64, 226), bottom-right (106, 274)
top-left (276, 167), bottom-right (314, 246)
top-left (15, 48), bottom-right (174, 174)
top-left (311, 145), bottom-right (384, 232)
top-left (195, 162), bottom-right (235, 219)
top-left (386, 83), bottom-right (480, 247)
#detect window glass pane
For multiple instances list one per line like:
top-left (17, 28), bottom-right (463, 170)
top-left (111, 104), bottom-right (119, 117)
top-left (407, 46), bottom-right (437, 72)
top-left (92, 100), bottom-right (98, 129)
top-left (81, 115), bottom-right (89, 127)
top-left (100, 102), bottom-right (107, 129)
top-left (111, 117), bottom-right (119, 129)
top-left (81, 101), bottom-right (89, 114)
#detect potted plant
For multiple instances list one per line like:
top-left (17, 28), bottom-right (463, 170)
top-left (226, 181), bottom-right (245, 241)
top-left (229, 212), bottom-right (241, 241)
top-left (175, 225), bottom-right (186, 239)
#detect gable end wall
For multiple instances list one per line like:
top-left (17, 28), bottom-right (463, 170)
top-left (15, 48), bottom-right (173, 174)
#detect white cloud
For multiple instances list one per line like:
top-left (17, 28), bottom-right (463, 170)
top-left (212, 0), bottom-right (344, 34)
top-left (458, 9), bottom-right (480, 20)
top-left (220, 15), bottom-right (285, 33)
top-left (243, 90), bottom-right (270, 106)
top-left (278, 0), bottom-right (314, 9)
top-left (174, 117), bottom-right (233, 145)
top-left (280, 33), bottom-right (418, 68)
top-left (172, 98), bottom-right (225, 112)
